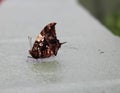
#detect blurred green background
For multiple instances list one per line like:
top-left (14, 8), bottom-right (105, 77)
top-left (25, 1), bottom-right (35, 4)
top-left (78, 0), bottom-right (120, 36)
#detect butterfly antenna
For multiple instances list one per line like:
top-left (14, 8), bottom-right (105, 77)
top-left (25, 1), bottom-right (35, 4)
top-left (60, 42), bottom-right (67, 45)
top-left (28, 36), bottom-right (32, 49)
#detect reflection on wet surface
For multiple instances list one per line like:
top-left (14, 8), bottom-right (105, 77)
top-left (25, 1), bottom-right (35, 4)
top-left (28, 61), bottom-right (62, 84)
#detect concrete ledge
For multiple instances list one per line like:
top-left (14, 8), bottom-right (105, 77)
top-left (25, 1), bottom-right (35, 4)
top-left (0, 0), bottom-right (120, 93)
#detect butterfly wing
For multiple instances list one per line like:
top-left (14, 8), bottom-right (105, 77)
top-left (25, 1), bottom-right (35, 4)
top-left (29, 22), bottom-right (61, 59)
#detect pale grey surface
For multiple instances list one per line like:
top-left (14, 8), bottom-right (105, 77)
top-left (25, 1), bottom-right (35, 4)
top-left (0, 0), bottom-right (120, 93)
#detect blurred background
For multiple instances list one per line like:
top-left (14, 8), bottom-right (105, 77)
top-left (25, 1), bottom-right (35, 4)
top-left (78, 0), bottom-right (120, 36)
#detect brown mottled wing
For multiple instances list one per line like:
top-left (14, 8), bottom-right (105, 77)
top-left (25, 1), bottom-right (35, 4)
top-left (29, 22), bottom-right (61, 59)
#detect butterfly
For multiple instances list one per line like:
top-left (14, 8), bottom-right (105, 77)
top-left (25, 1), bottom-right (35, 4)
top-left (28, 22), bottom-right (66, 59)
